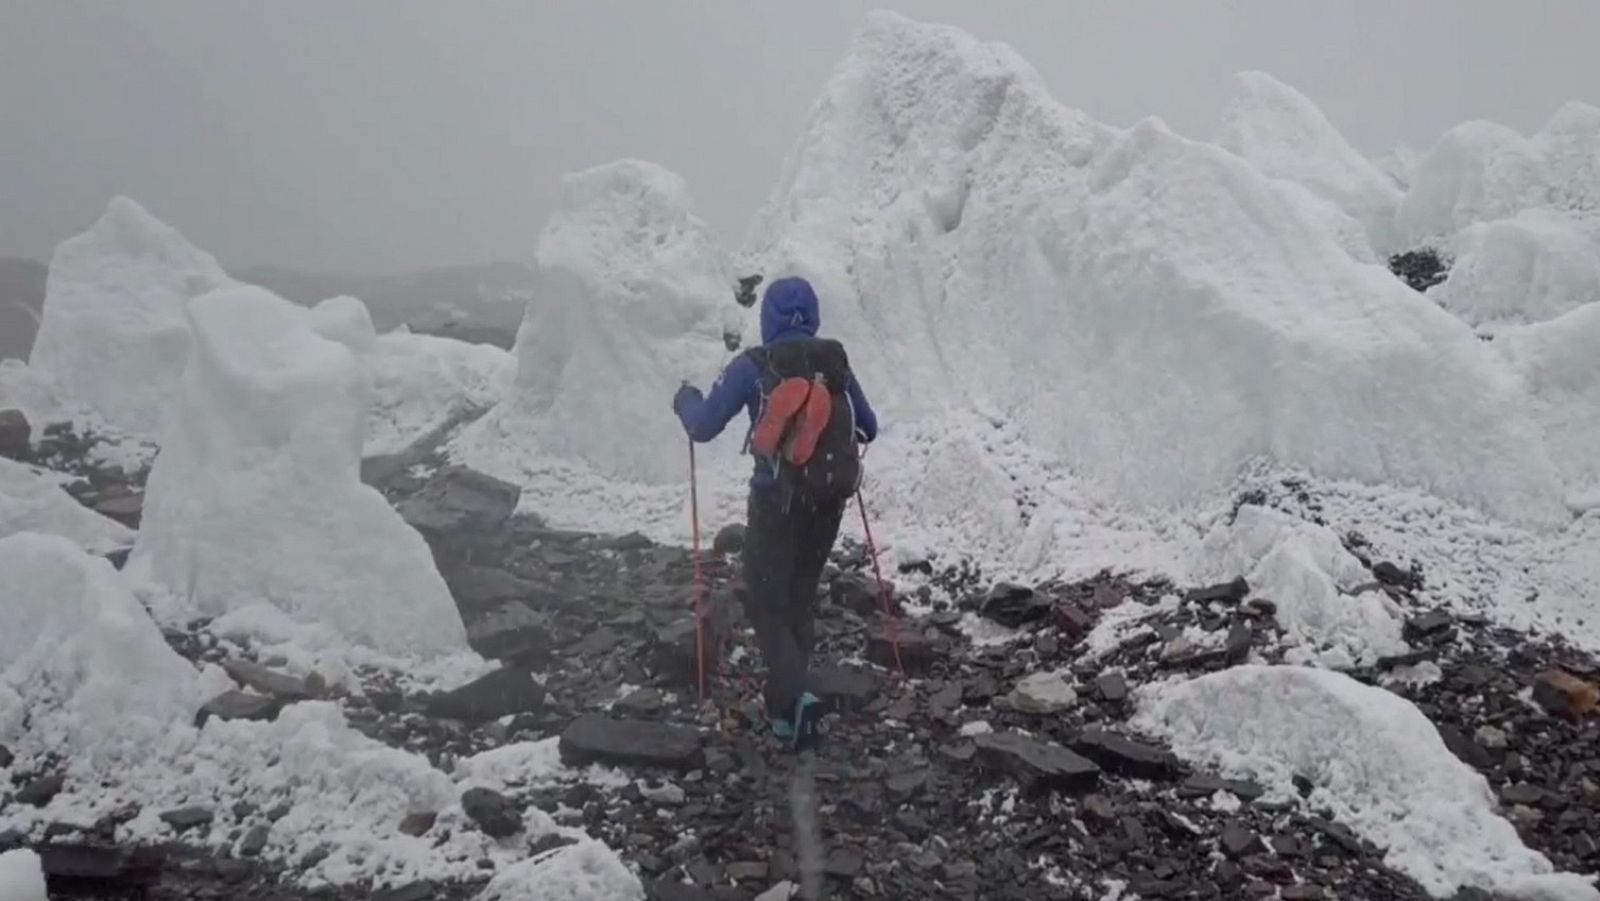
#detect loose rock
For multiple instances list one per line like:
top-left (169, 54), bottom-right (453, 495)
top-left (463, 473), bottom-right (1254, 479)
top-left (425, 666), bottom-right (546, 723)
top-left (461, 787), bottom-right (521, 838)
top-left (17, 773), bottom-right (66, 807)
top-left (1532, 670), bottom-right (1597, 719)
top-left (1071, 729), bottom-right (1178, 780)
top-left (160, 806), bottom-right (214, 833)
top-left (980, 583), bottom-right (1051, 628)
top-left (971, 731), bottom-right (1100, 794)
top-left (196, 690), bottom-right (280, 727)
top-left (1186, 577), bottom-right (1249, 604)
top-left (222, 658), bottom-right (314, 700)
top-left (1007, 671), bottom-right (1078, 714)
top-left (0, 409), bottom-right (29, 460)
top-left (559, 715), bottom-right (704, 770)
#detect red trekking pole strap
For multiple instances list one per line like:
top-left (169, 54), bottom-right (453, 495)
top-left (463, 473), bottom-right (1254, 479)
top-left (688, 440), bottom-right (708, 702)
top-left (855, 488), bottom-right (904, 678)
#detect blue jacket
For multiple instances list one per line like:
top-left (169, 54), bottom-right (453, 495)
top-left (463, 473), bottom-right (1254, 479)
top-left (675, 276), bottom-right (879, 490)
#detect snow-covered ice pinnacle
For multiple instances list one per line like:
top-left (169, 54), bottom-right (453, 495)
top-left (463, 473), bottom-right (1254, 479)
top-left (1396, 103), bottom-right (1600, 248)
top-left (1195, 506), bottom-right (1405, 667)
top-left (1432, 209), bottom-right (1600, 327)
top-left (0, 457), bottom-right (133, 553)
top-left (1216, 71), bottom-right (1402, 252)
top-left (1135, 666), bottom-right (1600, 900)
top-left (745, 11), bottom-right (1566, 526)
top-left (309, 295), bottom-right (378, 353)
top-left (456, 159), bottom-right (735, 484)
top-left (1496, 303), bottom-right (1600, 509)
top-left (364, 331), bottom-right (512, 457)
top-left (129, 284), bottom-right (467, 657)
top-left (28, 197), bottom-right (233, 438)
top-left (0, 532), bottom-right (201, 763)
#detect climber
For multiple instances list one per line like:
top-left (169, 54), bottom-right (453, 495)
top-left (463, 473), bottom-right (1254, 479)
top-left (673, 276), bottom-right (878, 751)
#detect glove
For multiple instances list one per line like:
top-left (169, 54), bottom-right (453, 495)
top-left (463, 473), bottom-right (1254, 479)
top-left (673, 383), bottom-right (702, 418)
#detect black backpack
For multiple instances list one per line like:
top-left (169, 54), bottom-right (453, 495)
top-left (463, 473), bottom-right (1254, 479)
top-left (747, 338), bottom-right (861, 506)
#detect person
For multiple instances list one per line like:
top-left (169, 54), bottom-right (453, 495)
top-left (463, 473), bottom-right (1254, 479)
top-left (673, 276), bottom-right (878, 751)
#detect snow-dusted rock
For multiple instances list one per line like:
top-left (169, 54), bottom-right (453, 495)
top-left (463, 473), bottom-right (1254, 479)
top-left (129, 284), bottom-right (467, 657)
top-left (0, 458), bottom-right (133, 553)
top-left (1135, 666), bottom-right (1599, 900)
top-left (744, 11), bottom-right (1565, 526)
top-left (28, 197), bottom-right (233, 438)
top-left (455, 159), bottom-right (736, 485)
top-left (1194, 505), bottom-right (1405, 667)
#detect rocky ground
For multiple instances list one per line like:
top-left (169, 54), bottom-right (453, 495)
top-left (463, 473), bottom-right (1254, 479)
top-left (2, 412), bottom-right (1596, 901)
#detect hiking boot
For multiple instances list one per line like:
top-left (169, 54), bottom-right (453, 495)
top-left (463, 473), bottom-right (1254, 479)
top-left (790, 691), bottom-right (823, 753)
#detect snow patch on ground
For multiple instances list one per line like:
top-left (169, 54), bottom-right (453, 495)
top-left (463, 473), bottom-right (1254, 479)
top-left (477, 839), bottom-right (644, 901)
top-left (0, 458), bottom-right (133, 553)
top-left (455, 159), bottom-right (739, 486)
top-left (1194, 505), bottom-right (1406, 667)
top-left (1215, 70), bottom-right (1402, 252)
top-left (0, 533), bottom-right (202, 764)
top-left (127, 284), bottom-right (467, 659)
top-left (1135, 666), bottom-right (1599, 900)
top-left (27, 197), bottom-right (234, 439)
top-left (0, 849), bottom-right (47, 901)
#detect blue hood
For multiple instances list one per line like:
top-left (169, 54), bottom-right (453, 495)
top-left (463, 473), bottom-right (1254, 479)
top-left (760, 276), bottom-right (820, 344)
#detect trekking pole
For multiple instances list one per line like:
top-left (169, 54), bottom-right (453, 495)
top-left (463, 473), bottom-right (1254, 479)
top-left (855, 488), bottom-right (904, 678)
top-left (688, 440), bottom-right (709, 702)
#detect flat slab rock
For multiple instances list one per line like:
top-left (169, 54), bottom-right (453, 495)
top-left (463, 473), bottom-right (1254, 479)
top-left (971, 731), bottom-right (1100, 794)
top-left (425, 666), bottom-right (546, 723)
top-left (559, 714), bottom-right (704, 770)
top-left (222, 658), bottom-right (314, 700)
top-left (1070, 728), bottom-right (1178, 780)
top-left (396, 465), bottom-right (521, 535)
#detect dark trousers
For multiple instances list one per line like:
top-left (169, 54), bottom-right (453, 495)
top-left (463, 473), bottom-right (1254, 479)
top-left (741, 488), bottom-right (846, 719)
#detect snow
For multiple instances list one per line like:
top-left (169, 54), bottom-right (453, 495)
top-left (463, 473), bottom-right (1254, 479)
top-left (1496, 303), bottom-right (1600, 506)
top-left (0, 849), bottom-right (47, 901)
top-left (28, 197), bottom-right (234, 438)
top-left (1215, 71), bottom-right (1402, 252)
top-left (127, 284), bottom-right (468, 658)
top-left (453, 738), bottom-right (628, 792)
top-left (1431, 209), bottom-right (1600, 327)
top-left (365, 330), bottom-right (513, 456)
top-left (1193, 505), bottom-right (1406, 667)
top-left (478, 839), bottom-right (644, 901)
top-left (741, 11), bottom-right (1567, 527)
top-left (308, 294), bottom-right (377, 353)
top-left (1134, 666), bottom-right (1599, 900)
top-left (0, 457), bottom-right (133, 553)
top-left (1395, 103), bottom-right (1600, 248)
top-left (0, 533), bottom-right (202, 764)
top-left (455, 159), bottom-right (738, 485)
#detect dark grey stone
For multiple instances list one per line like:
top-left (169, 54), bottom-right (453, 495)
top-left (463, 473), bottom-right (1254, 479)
top-left (1095, 673), bottom-right (1130, 703)
top-left (0, 409), bottom-right (30, 460)
top-left (444, 565), bottom-right (538, 613)
top-left (396, 465), bottom-right (521, 536)
top-left (425, 667), bottom-right (545, 723)
top-left (1186, 577), bottom-right (1249, 604)
top-left (1070, 729), bottom-right (1178, 780)
top-left (461, 787), bottom-right (521, 838)
top-left (981, 583), bottom-right (1051, 628)
top-left (17, 773), bottom-right (65, 806)
top-left (159, 806), bottom-right (214, 833)
top-left (465, 604), bottom-right (554, 665)
top-left (712, 523), bottom-right (746, 556)
top-left (559, 714), bottom-right (704, 770)
top-left (809, 667), bottom-right (879, 712)
top-left (196, 690), bottom-right (280, 727)
top-left (972, 731), bottom-right (1100, 794)
top-left (238, 824), bottom-right (270, 857)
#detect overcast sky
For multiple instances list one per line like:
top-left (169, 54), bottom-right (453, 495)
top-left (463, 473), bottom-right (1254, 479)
top-left (4, 1), bottom-right (1596, 273)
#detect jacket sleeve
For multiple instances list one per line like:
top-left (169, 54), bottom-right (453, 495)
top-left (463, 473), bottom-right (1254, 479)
top-left (677, 353), bottom-right (756, 443)
top-left (847, 374), bottom-right (878, 443)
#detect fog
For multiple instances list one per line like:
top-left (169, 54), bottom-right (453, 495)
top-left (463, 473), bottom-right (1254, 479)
top-left (4, 0), bottom-right (1596, 272)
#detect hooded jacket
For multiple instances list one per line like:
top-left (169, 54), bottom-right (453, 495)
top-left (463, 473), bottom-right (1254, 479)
top-left (675, 276), bottom-right (878, 490)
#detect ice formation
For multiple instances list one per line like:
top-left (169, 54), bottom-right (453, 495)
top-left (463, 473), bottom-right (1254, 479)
top-left (0, 532), bottom-right (201, 764)
top-left (1194, 505), bottom-right (1406, 667)
top-left (0, 457), bottom-right (133, 553)
top-left (1395, 103), bottom-right (1600, 249)
top-left (128, 284), bottom-right (467, 657)
top-left (743, 11), bottom-right (1566, 526)
top-left (1496, 303), bottom-right (1600, 508)
top-left (1431, 209), bottom-right (1600, 327)
top-left (28, 197), bottom-right (233, 438)
top-left (455, 159), bottom-right (738, 485)
top-left (1215, 71), bottom-right (1402, 252)
top-left (308, 294), bottom-right (378, 353)
top-left (365, 330), bottom-right (513, 456)
top-left (1135, 666), bottom-right (1599, 900)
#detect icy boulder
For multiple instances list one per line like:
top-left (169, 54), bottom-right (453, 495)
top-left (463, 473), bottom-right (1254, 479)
top-left (365, 331), bottom-right (512, 456)
top-left (1215, 71), bottom-right (1402, 252)
top-left (129, 285), bottom-right (467, 657)
top-left (1496, 303), bottom-right (1600, 510)
top-left (1135, 666), bottom-right (1599, 900)
top-left (0, 458), bottom-right (133, 553)
top-left (456, 159), bottom-right (734, 484)
top-left (1194, 506), bottom-right (1405, 667)
top-left (28, 197), bottom-right (233, 438)
top-left (746, 12), bottom-right (1566, 526)
top-left (1396, 103), bottom-right (1600, 248)
top-left (1431, 209), bottom-right (1600, 327)
top-left (0, 532), bottom-right (201, 762)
